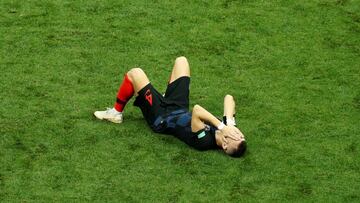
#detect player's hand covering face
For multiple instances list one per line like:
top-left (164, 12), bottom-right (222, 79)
top-left (221, 126), bottom-right (244, 141)
top-left (220, 126), bottom-right (246, 155)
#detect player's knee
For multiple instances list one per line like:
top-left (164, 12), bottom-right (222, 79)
top-left (175, 56), bottom-right (188, 64)
top-left (225, 94), bottom-right (234, 100)
top-left (128, 67), bottom-right (143, 74)
top-left (127, 68), bottom-right (145, 79)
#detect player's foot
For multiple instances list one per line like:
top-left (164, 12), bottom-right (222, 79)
top-left (94, 108), bottom-right (123, 124)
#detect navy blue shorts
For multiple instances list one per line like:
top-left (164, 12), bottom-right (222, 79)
top-left (134, 76), bottom-right (190, 127)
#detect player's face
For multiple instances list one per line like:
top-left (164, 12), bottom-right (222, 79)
top-left (223, 137), bottom-right (245, 155)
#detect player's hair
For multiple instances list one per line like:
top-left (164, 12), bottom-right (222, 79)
top-left (230, 140), bottom-right (247, 158)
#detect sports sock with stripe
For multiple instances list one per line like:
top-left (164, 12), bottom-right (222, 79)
top-left (114, 74), bottom-right (134, 112)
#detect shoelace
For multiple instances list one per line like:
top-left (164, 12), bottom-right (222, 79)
top-left (106, 107), bottom-right (113, 113)
top-left (106, 107), bottom-right (121, 115)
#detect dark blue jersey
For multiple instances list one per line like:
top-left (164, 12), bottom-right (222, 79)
top-left (153, 110), bottom-right (218, 151)
top-left (134, 77), bottom-right (219, 151)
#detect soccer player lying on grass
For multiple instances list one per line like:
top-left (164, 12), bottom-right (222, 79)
top-left (94, 56), bottom-right (246, 157)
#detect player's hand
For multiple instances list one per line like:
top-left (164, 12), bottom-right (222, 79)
top-left (231, 126), bottom-right (245, 139)
top-left (220, 126), bottom-right (241, 141)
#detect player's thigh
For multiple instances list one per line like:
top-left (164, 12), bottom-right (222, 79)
top-left (134, 83), bottom-right (166, 124)
top-left (164, 77), bottom-right (190, 109)
top-left (169, 56), bottom-right (190, 83)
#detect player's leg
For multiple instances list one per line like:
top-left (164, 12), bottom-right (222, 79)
top-left (168, 56), bottom-right (190, 84)
top-left (114, 67), bottom-right (150, 110)
top-left (126, 68), bottom-right (150, 96)
top-left (164, 56), bottom-right (191, 110)
top-left (94, 68), bottom-right (150, 123)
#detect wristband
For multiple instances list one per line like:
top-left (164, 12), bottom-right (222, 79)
top-left (222, 116), bottom-right (227, 125)
top-left (217, 122), bottom-right (225, 130)
top-left (228, 118), bottom-right (236, 126)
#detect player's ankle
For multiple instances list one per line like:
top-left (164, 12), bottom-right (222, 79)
top-left (112, 107), bottom-right (122, 114)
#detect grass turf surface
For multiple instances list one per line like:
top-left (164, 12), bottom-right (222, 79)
top-left (1, 0), bottom-right (360, 202)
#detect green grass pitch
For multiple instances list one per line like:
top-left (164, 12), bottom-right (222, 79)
top-left (1, 0), bottom-right (360, 202)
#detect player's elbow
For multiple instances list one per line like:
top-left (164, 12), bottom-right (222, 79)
top-left (192, 104), bottom-right (202, 113)
top-left (192, 105), bottom-right (201, 118)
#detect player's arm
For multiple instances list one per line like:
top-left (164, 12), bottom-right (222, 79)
top-left (191, 104), bottom-right (240, 140)
top-left (223, 94), bottom-right (236, 126)
top-left (191, 104), bottom-right (222, 132)
top-left (223, 95), bottom-right (245, 139)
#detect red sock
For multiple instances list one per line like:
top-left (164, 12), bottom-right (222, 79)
top-left (114, 74), bottom-right (134, 112)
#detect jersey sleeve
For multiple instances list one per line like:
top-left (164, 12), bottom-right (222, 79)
top-left (191, 126), bottom-right (218, 151)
